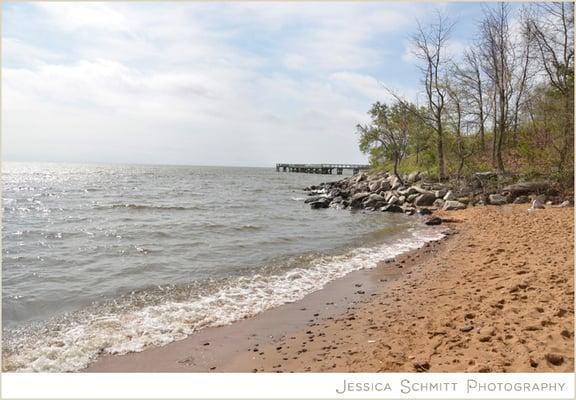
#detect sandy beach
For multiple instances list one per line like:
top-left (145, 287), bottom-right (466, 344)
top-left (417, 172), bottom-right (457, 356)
top-left (86, 204), bottom-right (574, 373)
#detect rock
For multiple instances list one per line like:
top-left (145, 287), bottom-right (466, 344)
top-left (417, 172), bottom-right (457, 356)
top-left (387, 195), bottom-right (400, 205)
top-left (435, 189), bottom-right (448, 199)
top-left (350, 192), bottom-right (370, 209)
top-left (433, 198), bottom-right (445, 208)
top-left (305, 195), bottom-right (326, 204)
top-left (513, 195), bottom-right (530, 204)
top-left (398, 195), bottom-right (406, 204)
top-left (528, 198), bottom-right (545, 210)
top-left (413, 360), bottom-right (430, 372)
top-left (364, 194), bottom-right (385, 208)
top-left (406, 171), bottom-right (421, 184)
top-left (554, 200), bottom-right (570, 208)
top-left (443, 190), bottom-right (455, 201)
top-left (461, 325), bottom-right (474, 332)
top-left (425, 217), bottom-right (442, 226)
top-left (412, 186), bottom-right (435, 195)
top-left (414, 193), bottom-right (436, 207)
top-left (502, 181), bottom-right (552, 196)
top-left (418, 208), bottom-right (432, 215)
top-left (407, 193), bottom-right (420, 203)
top-left (368, 182), bottom-right (381, 193)
top-left (534, 194), bottom-right (547, 203)
top-left (390, 176), bottom-right (402, 190)
top-left (443, 200), bottom-right (467, 211)
top-left (381, 204), bottom-right (404, 213)
top-left (545, 353), bottom-right (564, 366)
top-left (398, 187), bottom-right (419, 196)
top-left (489, 193), bottom-right (507, 205)
top-left (404, 207), bottom-right (416, 215)
top-left (310, 198), bottom-right (331, 209)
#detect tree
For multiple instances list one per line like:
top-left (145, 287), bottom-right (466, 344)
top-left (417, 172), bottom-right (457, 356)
top-left (411, 11), bottom-right (455, 180)
top-left (525, 2), bottom-right (574, 178)
top-left (357, 101), bottom-right (413, 183)
top-left (479, 3), bottom-right (515, 173)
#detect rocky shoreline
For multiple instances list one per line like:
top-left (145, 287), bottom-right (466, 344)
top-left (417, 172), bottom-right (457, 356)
top-left (304, 170), bottom-right (571, 223)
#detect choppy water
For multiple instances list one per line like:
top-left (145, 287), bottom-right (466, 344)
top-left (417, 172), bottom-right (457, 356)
top-left (2, 162), bottom-right (443, 372)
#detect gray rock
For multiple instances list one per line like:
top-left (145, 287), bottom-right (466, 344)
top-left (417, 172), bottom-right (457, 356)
top-left (414, 193), bottom-right (436, 207)
top-left (443, 200), bottom-right (467, 211)
top-left (433, 198), bottom-right (445, 208)
top-left (403, 207), bottom-right (416, 215)
top-left (368, 181), bottom-right (381, 193)
top-left (364, 194), bottom-right (385, 208)
top-left (435, 189), bottom-right (448, 199)
top-left (489, 193), bottom-right (508, 205)
top-left (350, 192), bottom-right (370, 209)
top-left (555, 200), bottom-right (570, 208)
top-left (513, 195), bottom-right (530, 204)
top-left (502, 181), bottom-right (551, 196)
top-left (388, 195), bottom-right (400, 205)
top-left (390, 176), bottom-right (402, 190)
top-left (418, 208), bottom-right (432, 215)
top-left (380, 204), bottom-right (404, 213)
top-left (443, 190), bottom-right (455, 201)
top-left (406, 171), bottom-right (421, 184)
top-left (529, 198), bottom-right (545, 210)
top-left (534, 194), bottom-right (547, 204)
top-left (407, 193), bottom-right (420, 203)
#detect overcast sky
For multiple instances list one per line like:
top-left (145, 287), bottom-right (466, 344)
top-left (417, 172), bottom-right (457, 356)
top-left (3, 2), bottom-right (489, 167)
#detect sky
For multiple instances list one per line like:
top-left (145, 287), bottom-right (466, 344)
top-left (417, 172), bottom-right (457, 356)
top-left (2, 1), bottom-right (495, 167)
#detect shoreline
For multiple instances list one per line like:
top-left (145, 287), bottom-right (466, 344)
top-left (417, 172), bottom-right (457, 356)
top-left (85, 204), bottom-right (574, 372)
top-left (85, 224), bottom-right (449, 372)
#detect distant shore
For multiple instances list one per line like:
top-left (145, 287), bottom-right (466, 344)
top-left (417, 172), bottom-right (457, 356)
top-left (86, 204), bottom-right (573, 372)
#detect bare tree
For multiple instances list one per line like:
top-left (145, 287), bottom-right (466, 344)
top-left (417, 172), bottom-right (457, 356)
top-left (453, 48), bottom-right (490, 150)
top-left (411, 11), bottom-right (455, 180)
top-left (479, 3), bottom-right (515, 173)
top-left (526, 2), bottom-right (574, 176)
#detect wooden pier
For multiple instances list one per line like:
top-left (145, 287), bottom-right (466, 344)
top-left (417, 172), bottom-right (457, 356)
top-left (275, 163), bottom-right (370, 175)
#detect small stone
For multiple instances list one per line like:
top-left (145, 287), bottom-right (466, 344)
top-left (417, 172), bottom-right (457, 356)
top-left (545, 353), bottom-right (564, 366)
top-left (413, 360), bottom-right (430, 372)
top-left (461, 325), bottom-right (474, 332)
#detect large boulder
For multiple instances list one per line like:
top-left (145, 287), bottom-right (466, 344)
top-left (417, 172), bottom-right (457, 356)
top-left (350, 192), bottom-right (370, 209)
top-left (502, 181), bottom-right (552, 196)
top-left (489, 194), bottom-right (508, 206)
top-left (380, 204), bottom-right (404, 213)
top-left (443, 200), bottom-right (467, 211)
top-left (414, 193), bottom-right (436, 207)
top-left (364, 194), bottom-right (385, 208)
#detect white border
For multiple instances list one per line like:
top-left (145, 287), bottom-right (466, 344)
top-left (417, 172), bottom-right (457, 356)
top-left (1, 373), bottom-right (575, 399)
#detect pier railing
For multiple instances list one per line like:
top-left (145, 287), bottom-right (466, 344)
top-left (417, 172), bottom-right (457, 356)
top-left (275, 163), bottom-right (370, 175)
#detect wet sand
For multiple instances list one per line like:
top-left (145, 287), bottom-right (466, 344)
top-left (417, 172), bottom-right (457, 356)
top-left (86, 204), bottom-right (574, 372)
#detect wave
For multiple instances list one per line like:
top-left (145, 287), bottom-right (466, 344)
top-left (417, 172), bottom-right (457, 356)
top-left (2, 226), bottom-right (444, 372)
top-left (95, 204), bottom-right (201, 211)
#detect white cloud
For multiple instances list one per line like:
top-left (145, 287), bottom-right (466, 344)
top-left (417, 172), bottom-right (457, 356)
top-left (2, 2), bottom-right (445, 166)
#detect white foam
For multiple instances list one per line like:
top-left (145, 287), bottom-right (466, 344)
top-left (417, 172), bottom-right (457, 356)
top-left (3, 226), bottom-right (444, 372)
